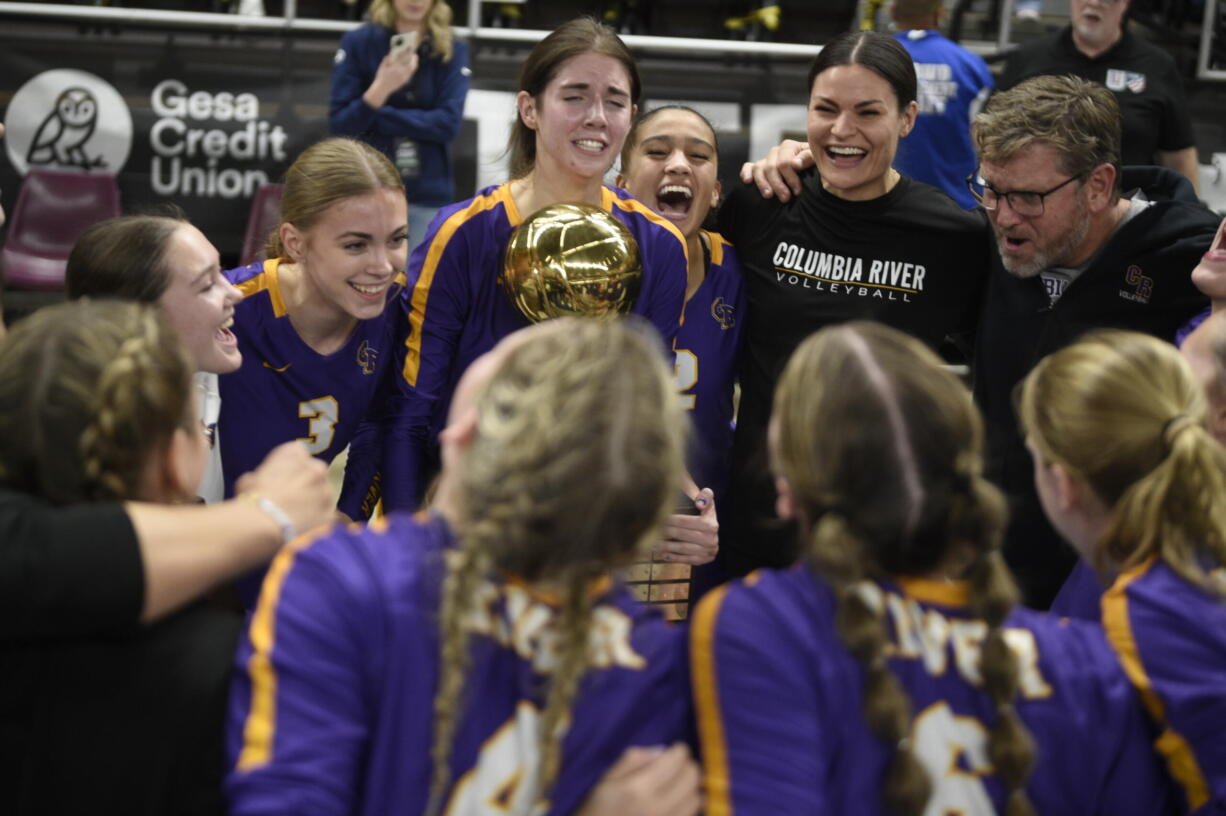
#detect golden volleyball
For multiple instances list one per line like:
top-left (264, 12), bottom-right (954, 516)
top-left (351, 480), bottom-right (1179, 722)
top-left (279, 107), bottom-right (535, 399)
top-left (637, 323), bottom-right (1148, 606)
top-left (501, 202), bottom-right (642, 323)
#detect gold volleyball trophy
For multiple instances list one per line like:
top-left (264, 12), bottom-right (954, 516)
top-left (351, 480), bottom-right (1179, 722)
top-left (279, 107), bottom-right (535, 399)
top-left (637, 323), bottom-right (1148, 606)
top-left (501, 202), bottom-right (642, 323)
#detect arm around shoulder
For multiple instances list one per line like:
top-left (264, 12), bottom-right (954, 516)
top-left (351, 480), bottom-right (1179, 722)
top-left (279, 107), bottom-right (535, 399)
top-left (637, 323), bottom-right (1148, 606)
top-left (130, 441), bottom-right (332, 623)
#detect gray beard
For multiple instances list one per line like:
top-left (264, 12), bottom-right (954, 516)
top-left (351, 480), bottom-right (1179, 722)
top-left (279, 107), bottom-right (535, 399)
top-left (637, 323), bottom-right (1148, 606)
top-left (997, 204), bottom-right (1091, 280)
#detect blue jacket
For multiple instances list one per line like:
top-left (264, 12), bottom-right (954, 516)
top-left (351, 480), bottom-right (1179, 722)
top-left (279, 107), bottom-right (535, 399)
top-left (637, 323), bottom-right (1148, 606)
top-left (330, 24), bottom-right (471, 207)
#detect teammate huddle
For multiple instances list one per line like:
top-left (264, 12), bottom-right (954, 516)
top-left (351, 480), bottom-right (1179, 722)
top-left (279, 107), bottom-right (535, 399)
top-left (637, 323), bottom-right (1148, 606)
top-left (3, 13), bottom-right (1226, 816)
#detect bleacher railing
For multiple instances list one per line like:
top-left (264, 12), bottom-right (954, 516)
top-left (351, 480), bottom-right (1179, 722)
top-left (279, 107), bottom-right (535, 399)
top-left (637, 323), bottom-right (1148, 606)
top-left (0, 0), bottom-right (1221, 79)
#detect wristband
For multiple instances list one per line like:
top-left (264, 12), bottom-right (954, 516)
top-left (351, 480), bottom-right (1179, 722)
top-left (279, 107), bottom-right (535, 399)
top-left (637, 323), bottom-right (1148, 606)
top-left (241, 492), bottom-right (297, 544)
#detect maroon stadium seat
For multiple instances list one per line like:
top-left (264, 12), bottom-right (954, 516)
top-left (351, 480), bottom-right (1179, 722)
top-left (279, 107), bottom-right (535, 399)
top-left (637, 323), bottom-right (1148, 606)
top-left (240, 183), bottom-right (284, 268)
top-left (1, 168), bottom-right (121, 291)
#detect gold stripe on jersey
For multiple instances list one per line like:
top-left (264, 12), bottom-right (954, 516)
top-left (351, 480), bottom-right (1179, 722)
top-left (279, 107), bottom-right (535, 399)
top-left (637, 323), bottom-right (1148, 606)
top-left (691, 582), bottom-right (733, 816)
top-left (897, 575), bottom-right (971, 607)
top-left (702, 229), bottom-right (729, 267)
top-left (603, 186), bottom-right (690, 266)
top-left (235, 525), bottom-right (328, 771)
top-left (235, 258), bottom-right (290, 318)
top-left (1103, 555), bottom-right (1210, 810)
top-left (603, 187), bottom-right (688, 333)
top-left (402, 188), bottom-right (510, 386)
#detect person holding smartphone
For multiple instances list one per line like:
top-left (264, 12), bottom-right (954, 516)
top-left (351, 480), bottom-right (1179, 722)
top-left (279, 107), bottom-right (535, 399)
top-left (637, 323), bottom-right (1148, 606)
top-left (330, 0), bottom-right (471, 251)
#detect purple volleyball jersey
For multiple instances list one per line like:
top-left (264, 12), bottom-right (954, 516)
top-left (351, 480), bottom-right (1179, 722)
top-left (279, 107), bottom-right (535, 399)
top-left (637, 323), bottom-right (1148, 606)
top-left (692, 566), bottom-right (1179, 815)
top-left (227, 512), bottom-right (690, 816)
top-left (218, 259), bottom-right (402, 517)
top-left (383, 183), bottom-right (688, 512)
top-left (1050, 559), bottom-right (1105, 621)
top-left (676, 231), bottom-right (744, 498)
top-left (1102, 556), bottom-right (1226, 813)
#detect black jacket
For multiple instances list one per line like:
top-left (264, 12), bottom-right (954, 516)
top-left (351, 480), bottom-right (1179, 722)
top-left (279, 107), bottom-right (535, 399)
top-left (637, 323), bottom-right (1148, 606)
top-left (973, 166), bottom-right (1216, 606)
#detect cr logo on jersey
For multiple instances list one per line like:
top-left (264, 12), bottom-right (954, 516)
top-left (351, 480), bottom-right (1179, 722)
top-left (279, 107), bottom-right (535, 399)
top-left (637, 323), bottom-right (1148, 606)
top-left (356, 340), bottom-right (379, 374)
top-left (1120, 265), bottom-right (1153, 304)
top-left (711, 297), bottom-right (736, 330)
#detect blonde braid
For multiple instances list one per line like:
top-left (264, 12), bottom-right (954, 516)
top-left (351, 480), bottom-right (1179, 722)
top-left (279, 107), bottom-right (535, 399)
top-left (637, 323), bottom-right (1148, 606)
top-left (426, 318), bottom-right (685, 813)
top-left (426, 547), bottom-right (488, 816)
top-left (79, 312), bottom-right (172, 500)
top-left (533, 572), bottom-right (600, 810)
top-left (959, 478), bottom-right (1037, 816)
top-left (0, 300), bottom-right (192, 505)
top-left (775, 322), bottom-right (1038, 816)
top-left (810, 514), bottom-right (931, 816)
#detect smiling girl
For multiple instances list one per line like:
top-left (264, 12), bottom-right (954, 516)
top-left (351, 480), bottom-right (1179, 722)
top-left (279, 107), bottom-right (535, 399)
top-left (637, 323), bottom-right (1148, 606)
top-left (618, 106), bottom-right (744, 596)
top-left (381, 17), bottom-right (688, 512)
top-left (219, 137), bottom-right (408, 519)
top-left (716, 30), bottom-right (991, 577)
top-left (67, 213), bottom-right (243, 502)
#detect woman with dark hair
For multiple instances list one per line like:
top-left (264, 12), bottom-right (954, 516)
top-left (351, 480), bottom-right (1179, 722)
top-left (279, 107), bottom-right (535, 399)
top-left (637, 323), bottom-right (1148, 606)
top-left (381, 17), bottom-right (688, 513)
top-left (618, 105), bottom-right (743, 597)
top-left (330, 0), bottom-right (471, 251)
top-left (719, 30), bottom-right (990, 577)
top-left (67, 213), bottom-right (242, 502)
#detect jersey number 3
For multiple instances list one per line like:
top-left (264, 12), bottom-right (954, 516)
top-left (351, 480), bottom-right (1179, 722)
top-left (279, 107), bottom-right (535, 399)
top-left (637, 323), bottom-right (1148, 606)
top-left (298, 396), bottom-right (339, 455)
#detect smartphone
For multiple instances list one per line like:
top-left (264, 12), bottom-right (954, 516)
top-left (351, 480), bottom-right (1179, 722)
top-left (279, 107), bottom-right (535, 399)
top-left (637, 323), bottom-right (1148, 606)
top-left (389, 31), bottom-right (419, 61)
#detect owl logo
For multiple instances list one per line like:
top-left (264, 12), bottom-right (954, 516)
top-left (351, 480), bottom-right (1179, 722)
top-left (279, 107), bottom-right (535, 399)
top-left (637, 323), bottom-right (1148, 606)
top-left (27, 87), bottom-right (105, 170)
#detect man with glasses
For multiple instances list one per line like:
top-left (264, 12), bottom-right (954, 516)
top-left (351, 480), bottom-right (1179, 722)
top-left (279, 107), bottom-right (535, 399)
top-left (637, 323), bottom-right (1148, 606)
top-left (972, 74), bottom-right (1216, 607)
top-left (998, 0), bottom-right (1201, 193)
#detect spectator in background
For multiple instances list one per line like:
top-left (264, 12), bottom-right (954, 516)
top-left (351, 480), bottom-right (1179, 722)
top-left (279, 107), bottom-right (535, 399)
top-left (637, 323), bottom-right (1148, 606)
top-left (998, 0), bottom-right (1202, 194)
top-left (331, 0), bottom-right (471, 251)
top-left (891, 0), bottom-right (994, 209)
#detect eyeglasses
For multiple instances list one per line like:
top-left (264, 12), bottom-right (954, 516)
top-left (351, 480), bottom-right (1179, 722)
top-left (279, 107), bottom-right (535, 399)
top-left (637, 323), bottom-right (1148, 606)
top-left (965, 171), bottom-right (1085, 217)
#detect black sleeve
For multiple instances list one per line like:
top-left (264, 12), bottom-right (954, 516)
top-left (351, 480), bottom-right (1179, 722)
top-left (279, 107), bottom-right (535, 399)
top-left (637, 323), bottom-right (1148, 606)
top-left (0, 492), bottom-right (144, 642)
top-left (715, 181), bottom-right (751, 242)
top-left (1158, 65), bottom-right (1196, 153)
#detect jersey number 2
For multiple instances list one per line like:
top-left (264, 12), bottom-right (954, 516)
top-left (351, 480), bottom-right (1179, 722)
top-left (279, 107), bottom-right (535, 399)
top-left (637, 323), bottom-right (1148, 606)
top-left (298, 397), bottom-right (339, 454)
